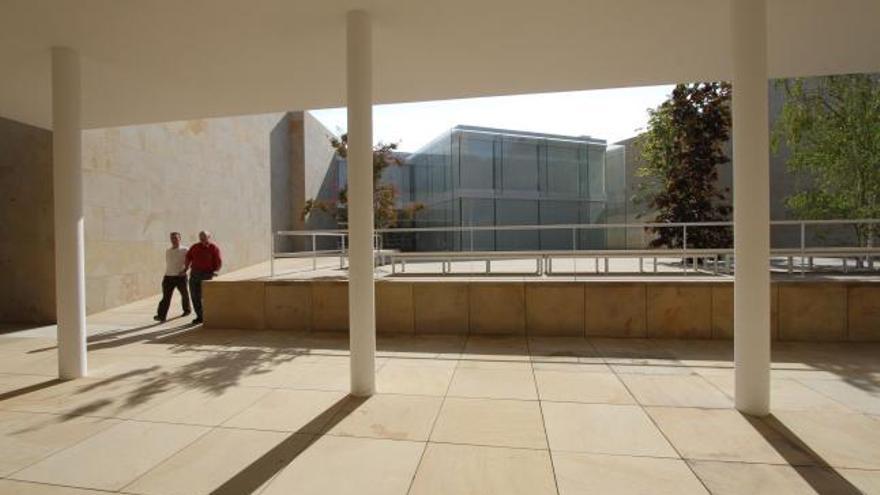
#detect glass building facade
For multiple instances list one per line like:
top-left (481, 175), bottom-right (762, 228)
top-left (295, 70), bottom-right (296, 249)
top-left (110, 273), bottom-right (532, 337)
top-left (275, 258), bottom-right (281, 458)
top-left (402, 126), bottom-right (614, 251)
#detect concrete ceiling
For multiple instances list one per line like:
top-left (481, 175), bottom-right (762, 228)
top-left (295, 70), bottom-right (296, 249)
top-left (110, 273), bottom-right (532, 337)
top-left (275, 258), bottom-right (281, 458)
top-left (1, 0), bottom-right (878, 130)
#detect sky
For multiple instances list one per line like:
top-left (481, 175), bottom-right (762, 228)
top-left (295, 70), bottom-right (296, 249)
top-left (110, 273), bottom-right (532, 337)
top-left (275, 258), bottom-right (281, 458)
top-left (310, 84), bottom-right (675, 152)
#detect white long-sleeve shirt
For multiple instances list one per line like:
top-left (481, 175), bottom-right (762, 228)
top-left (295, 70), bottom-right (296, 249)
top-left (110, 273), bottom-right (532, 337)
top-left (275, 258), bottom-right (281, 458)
top-left (165, 246), bottom-right (188, 276)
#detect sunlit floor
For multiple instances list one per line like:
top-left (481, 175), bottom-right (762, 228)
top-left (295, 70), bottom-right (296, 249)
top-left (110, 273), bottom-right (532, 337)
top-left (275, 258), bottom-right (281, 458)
top-left (1, 298), bottom-right (880, 494)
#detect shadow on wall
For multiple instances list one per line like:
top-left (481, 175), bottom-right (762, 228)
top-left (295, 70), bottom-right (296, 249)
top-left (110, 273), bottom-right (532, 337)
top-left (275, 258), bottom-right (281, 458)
top-left (271, 111), bottom-right (340, 254)
top-left (270, 114), bottom-right (294, 253)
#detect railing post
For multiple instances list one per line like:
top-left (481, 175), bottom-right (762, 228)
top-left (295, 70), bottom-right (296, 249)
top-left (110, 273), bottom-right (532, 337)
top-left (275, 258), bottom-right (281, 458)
top-left (340, 235), bottom-right (346, 269)
top-left (800, 222), bottom-right (806, 277)
top-left (312, 234), bottom-right (317, 271)
top-left (682, 225), bottom-right (688, 276)
top-left (270, 231), bottom-right (275, 278)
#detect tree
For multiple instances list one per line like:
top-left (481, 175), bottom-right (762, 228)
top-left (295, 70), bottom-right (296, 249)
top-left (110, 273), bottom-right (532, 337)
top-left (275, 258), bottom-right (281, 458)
top-left (772, 74), bottom-right (880, 246)
top-left (635, 82), bottom-right (733, 249)
top-left (302, 134), bottom-right (423, 228)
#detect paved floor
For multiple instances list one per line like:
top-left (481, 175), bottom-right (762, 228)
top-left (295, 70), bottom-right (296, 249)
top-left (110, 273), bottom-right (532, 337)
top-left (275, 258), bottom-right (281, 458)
top-left (2, 294), bottom-right (880, 494)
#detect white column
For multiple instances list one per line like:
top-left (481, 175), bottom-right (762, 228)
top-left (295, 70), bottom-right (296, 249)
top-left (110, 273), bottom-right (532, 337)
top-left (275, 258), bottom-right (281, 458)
top-left (731, 0), bottom-right (770, 415)
top-left (346, 10), bottom-right (376, 396)
top-left (52, 47), bottom-right (88, 379)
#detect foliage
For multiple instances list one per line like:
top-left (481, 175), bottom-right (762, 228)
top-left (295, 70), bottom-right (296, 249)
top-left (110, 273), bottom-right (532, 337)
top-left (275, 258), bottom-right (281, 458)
top-left (772, 74), bottom-right (880, 244)
top-left (302, 134), bottom-right (424, 228)
top-left (635, 82), bottom-right (733, 248)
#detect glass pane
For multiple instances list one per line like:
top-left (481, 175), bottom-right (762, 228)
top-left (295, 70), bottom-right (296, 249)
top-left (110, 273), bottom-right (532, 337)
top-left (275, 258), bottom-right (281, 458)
top-left (546, 143), bottom-right (580, 197)
top-left (460, 198), bottom-right (495, 250)
top-left (579, 202), bottom-right (606, 249)
top-left (587, 146), bottom-right (606, 200)
top-left (459, 133), bottom-right (495, 191)
top-left (496, 199), bottom-right (539, 250)
top-left (540, 200), bottom-right (579, 249)
top-left (501, 138), bottom-right (539, 192)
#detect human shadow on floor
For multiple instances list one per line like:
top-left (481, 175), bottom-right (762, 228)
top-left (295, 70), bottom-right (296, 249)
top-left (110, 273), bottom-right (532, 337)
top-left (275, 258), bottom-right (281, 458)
top-left (209, 395), bottom-right (367, 495)
top-left (744, 413), bottom-right (862, 495)
top-left (26, 320), bottom-right (181, 354)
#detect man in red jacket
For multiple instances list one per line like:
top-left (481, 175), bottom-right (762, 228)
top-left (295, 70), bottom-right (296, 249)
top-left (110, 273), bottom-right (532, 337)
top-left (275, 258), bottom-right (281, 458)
top-left (185, 230), bottom-right (222, 324)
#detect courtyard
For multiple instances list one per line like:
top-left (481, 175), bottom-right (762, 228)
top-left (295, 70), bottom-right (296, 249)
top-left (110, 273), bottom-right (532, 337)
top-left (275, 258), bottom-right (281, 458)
top-left (1, 285), bottom-right (879, 494)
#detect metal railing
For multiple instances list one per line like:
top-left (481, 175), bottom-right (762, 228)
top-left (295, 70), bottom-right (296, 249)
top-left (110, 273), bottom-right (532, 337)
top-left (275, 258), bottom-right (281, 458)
top-left (270, 219), bottom-right (880, 277)
top-left (270, 231), bottom-right (383, 277)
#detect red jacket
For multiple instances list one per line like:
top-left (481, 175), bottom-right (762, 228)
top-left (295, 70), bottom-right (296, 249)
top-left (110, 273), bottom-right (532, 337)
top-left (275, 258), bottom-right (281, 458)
top-left (186, 242), bottom-right (222, 273)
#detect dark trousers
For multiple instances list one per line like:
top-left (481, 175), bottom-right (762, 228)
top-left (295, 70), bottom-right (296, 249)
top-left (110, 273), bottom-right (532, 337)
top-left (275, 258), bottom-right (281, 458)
top-left (156, 275), bottom-right (191, 320)
top-left (189, 271), bottom-right (214, 319)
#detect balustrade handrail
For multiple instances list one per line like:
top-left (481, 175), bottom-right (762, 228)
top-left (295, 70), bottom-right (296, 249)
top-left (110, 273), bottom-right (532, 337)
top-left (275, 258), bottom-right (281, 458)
top-left (270, 219), bottom-right (880, 277)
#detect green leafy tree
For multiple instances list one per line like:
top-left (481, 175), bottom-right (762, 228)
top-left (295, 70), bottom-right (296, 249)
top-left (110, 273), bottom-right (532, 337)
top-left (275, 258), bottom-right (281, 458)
top-left (302, 134), bottom-right (423, 228)
top-left (772, 74), bottom-right (880, 245)
top-left (635, 82), bottom-right (733, 248)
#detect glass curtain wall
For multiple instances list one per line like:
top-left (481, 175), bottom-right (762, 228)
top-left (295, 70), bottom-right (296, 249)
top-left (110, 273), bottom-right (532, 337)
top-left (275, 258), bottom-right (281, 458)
top-left (408, 126), bottom-right (610, 252)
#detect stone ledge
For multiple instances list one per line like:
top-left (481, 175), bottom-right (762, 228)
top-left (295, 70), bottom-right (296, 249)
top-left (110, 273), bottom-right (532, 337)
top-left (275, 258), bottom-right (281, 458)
top-left (202, 279), bottom-right (880, 341)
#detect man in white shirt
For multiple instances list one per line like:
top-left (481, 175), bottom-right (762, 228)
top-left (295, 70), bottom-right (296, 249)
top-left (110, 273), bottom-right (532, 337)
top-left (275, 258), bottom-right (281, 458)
top-left (154, 232), bottom-right (191, 322)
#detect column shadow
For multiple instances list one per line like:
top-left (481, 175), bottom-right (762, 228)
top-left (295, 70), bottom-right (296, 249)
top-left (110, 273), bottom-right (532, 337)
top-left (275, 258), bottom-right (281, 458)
top-left (0, 378), bottom-right (65, 402)
top-left (744, 413), bottom-right (862, 495)
top-left (210, 395), bottom-right (367, 495)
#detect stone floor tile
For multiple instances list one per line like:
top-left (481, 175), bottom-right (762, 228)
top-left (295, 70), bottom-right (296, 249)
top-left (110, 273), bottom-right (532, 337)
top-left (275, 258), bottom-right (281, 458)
top-left (240, 362), bottom-right (351, 391)
top-left (0, 479), bottom-right (108, 494)
top-left (535, 370), bottom-right (634, 404)
top-left (531, 361), bottom-right (610, 372)
top-left (611, 364), bottom-right (695, 375)
top-left (0, 353), bottom-right (58, 376)
top-left (430, 397), bottom-right (547, 449)
top-left (771, 410), bottom-right (880, 470)
top-left (408, 443), bottom-right (557, 495)
top-left (259, 435), bottom-right (424, 495)
top-left (447, 367), bottom-right (537, 400)
top-left (461, 336), bottom-right (530, 362)
top-left (528, 337), bottom-right (597, 363)
top-left (324, 394), bottom-right (442, 441)
top-left (839, 468), bottom-right (880, 494)
top-left (620, 374), bottom-right (733, 408)
top-left (376, 360), bottom-right (456, 396)
top-left (122, 427), bottom-right (295, 495)
top-left (701, 373), bottom-right (854, 413)
top-left (796, 378), bottom-right (880, 415)
top-left (377, 335), bottom-right (465, 359)
top-left (647, 407), bottom-right (789, 464)
top-left (589, 338), bottom-right (680, 365)
top-left (0, 376), bottom-right (186, 420)
top-left (84, 353), bottom-right (195, 379)
top-left (542, 402), bottom-right (676, 457)
top-left (0, 336), bottom-right (56, 350)
top-left (10, 420), bottom-right (209, 491)
top-left (222, 389), bottom-right (349, 433)
top-left (131, 386), bottom-right (270, 426)
top-left (689, 460), bottom-right (850, 495)
top-left (0, 374), bottom-right (58, 396)
top-left (553, 451), bottom-right (709, 495)
top-left (455, 359), bottom-right (532, 370)
top-left (0, 411), bottom-right (120, 476)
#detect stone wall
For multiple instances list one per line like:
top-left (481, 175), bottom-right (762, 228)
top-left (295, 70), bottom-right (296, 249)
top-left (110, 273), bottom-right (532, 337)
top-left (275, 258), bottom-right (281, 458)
top-left (202, 279), bottom-right (880, 341)
top-left (0, 117), bottom-right (55, 323)
top-left (274, 111), bottom-right (339, 253)
top-left (82, 113), bottom-right (286, 313)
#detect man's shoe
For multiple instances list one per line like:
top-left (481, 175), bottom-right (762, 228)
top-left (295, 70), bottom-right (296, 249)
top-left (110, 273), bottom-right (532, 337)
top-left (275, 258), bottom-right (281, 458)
top-left (192, 318), bottom-right (203, 324)
top-left (153, 315), bottom-right (165, 322)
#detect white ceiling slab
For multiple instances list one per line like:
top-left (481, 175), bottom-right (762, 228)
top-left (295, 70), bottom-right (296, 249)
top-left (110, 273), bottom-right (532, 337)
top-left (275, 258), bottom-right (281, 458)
top-left (1, 0), bottom-right (878, 129)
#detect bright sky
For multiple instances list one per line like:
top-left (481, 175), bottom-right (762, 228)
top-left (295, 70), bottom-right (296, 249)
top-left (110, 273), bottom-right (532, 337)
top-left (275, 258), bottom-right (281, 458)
top-left (310, 84), bottom-right (674, 152)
